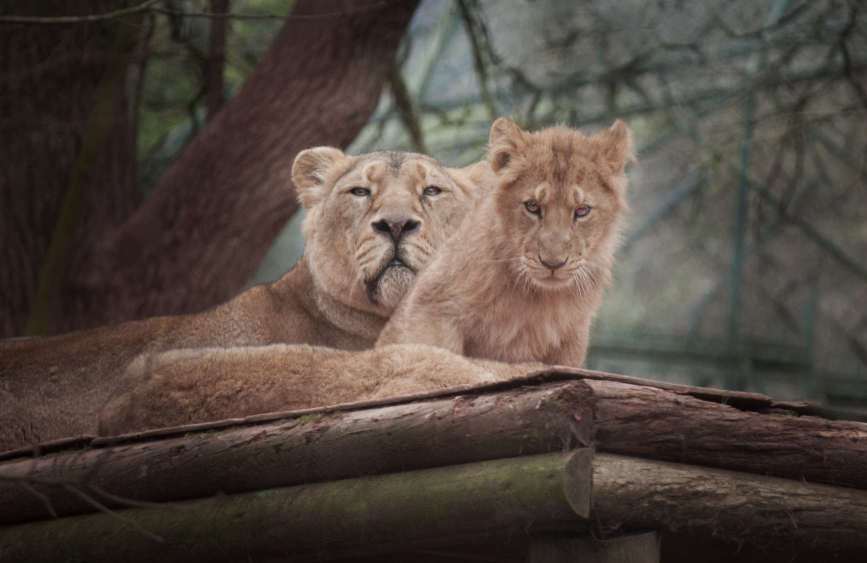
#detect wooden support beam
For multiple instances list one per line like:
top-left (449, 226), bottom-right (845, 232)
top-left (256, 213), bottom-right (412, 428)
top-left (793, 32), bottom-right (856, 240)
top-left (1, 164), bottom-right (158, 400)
top-left (587, 380), bottom-right (867, 489)
top-left (3, 374), bottom-right (867, 528)
top-left (592, 453), bottom-right (867, 552)
top-left (0, 381), bottom-right (592, 524)
top-left (0, 451), bottom-right (593, 563)
top-left (527, 532), bottom-right (660, 563)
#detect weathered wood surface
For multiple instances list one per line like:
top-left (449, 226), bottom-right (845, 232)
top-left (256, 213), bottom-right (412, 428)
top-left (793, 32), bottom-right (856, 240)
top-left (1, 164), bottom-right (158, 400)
top-left (593, 453), bottom-right (867, 552)
top-left (0, 382), bottom-right (592, 524)
top-left (0, 452), bottom-right (592, 563)
top-left (3, 373), bottom-right (867, 527)
top-left (0, 366), bottom-right (776, 461)
top-left (588, 380), bottom-right (867, 489)
top-left (528, 532), bottom-right (660, 563)
top-left (4, 451), bottom-right (865, 562)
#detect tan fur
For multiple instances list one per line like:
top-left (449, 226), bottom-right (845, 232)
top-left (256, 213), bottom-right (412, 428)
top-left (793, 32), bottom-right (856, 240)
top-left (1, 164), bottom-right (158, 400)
top-left (99, 344), bottom-right (537, 435)
top-left (377, 119), bottom-right (635, 366)
top-left (0, 149), bottom-right (479, 452)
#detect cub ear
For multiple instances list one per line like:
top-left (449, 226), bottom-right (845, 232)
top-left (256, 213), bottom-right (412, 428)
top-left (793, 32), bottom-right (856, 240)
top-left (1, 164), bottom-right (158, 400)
top-left (488, 117), bottom-right (527, 173)
top-left (291, 147), bottom-right (347, 208)
top-left (596, 120), bottom-right (635, 174)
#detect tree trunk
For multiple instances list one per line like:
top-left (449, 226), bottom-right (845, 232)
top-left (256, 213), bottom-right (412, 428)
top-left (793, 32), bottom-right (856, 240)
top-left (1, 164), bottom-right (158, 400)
top-left (0, 0), bottom-right (419, 336)
top-left (0, 1), bottom-right (144, 337)
top-left (77, 0), bottom-right (419, 331)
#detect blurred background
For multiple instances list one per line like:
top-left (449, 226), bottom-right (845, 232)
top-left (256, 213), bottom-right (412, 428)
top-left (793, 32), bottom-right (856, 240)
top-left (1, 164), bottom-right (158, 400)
top-left (3, 0), bottom-right (866, 406)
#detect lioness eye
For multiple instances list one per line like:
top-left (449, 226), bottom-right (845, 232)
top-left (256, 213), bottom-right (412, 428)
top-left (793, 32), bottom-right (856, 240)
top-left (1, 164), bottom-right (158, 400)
top-left (524, 200), bottom-right (541, 216)
top-left (423, 186), bottom-right (442, 197)
top-left (349, 187), bottom-right (371, 197)
top-left (574, 205), bottom-right (592, 219)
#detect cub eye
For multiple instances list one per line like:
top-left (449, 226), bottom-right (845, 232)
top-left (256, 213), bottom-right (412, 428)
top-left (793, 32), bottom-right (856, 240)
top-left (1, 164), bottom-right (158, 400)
top-left (574, 205), bottom-right (592, 219)
top-left (423, 185), bottom-right (443, 197)
top-left (524, 200), bottom-right (541, 216)
top-left (349, 187), bottom-right (371, 197)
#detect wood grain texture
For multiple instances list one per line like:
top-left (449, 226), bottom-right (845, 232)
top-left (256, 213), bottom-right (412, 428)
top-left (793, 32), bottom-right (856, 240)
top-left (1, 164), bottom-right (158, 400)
top-left (592, 453), bottom-right (867, 552)
top-left (588, 379), bottom-right (867, 489)
top-left (0, 381), bottom-right (593, 524)
top-left (0, 451), bottom-right (592, 563)
top-left (528, 532), bottom-right (660, 563)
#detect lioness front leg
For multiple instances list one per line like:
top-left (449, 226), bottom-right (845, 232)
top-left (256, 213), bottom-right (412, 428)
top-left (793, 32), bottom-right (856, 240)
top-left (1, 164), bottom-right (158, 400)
top-left (98, 344), bottom-right (508, 436)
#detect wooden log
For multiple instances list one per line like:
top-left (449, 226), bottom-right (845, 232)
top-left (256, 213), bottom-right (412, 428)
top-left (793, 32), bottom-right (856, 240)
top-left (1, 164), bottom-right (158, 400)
top-left (0, 451), bottom-right (593, 563)
top-left (0, 381), bottom-right (592, 525)
top-left (587, 380), bottom-right (867, 489)
top-left (592, 453), bottom-right (867, 552)
top-left (3, 374), bottom-right (867, 527)
top-left (527, 532), bottom-right (660, 563)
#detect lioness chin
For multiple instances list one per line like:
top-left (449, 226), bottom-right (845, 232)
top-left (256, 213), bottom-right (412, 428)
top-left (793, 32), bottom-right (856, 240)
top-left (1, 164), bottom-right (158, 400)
top-left (377, 117), bottom-right (635, 366)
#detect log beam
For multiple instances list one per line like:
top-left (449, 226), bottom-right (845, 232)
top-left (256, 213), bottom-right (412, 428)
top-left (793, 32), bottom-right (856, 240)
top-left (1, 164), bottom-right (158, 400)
top-left (593, 453), bottom-right (867, 552)
top-left (587, 380), bottom-right (867, 489)
top-left (527, 532), bottom-right (660, 563)
top-left (0, 381), bottom-right (592, 524)
top-left (0, 451), bottom-right (593, 563)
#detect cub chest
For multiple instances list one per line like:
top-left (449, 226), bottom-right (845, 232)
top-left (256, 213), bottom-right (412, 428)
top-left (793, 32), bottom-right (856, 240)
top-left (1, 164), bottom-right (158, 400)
top-left (462, 296), bottom-right (584, 363)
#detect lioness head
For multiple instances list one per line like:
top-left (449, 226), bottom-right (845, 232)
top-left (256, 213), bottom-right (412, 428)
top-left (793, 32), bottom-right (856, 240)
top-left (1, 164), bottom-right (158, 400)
top-left (487, 117), bottom-right (634, 292)
top-left (292, 149), bottom-right (472, 315)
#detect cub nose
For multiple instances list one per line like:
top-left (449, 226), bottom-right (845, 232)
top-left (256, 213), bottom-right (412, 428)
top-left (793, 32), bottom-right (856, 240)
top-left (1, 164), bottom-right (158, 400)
top-left (539, 255), bottom-right (568, 271)
top-left (372, 216), bottom-right (421, 241)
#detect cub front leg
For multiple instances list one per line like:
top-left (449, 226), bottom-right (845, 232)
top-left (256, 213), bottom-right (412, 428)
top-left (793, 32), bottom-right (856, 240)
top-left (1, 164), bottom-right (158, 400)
top-left (375, 303), bottom-right (464, 356)
top-left (546, 326), bottom-right (591, 368)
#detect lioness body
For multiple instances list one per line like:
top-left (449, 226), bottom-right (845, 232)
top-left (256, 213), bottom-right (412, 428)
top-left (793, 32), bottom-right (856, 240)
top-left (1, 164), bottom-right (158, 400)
top-left (377, 118), bottom-right (634, 366)
top-left (98, 344), bottom-right (536, 436)
top-left (0, 262), bottom-right (373, 451)
top-left (1, 149), bottom-right (476, 451)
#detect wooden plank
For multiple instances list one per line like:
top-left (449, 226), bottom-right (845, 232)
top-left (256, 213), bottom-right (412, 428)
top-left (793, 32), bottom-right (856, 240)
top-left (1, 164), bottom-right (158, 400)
top-left (528, 532), bottom-right (659, 563)
top-left (0, 381), bottom-right (593, 525)
top-left (0, 451), bottom-right (593, 563)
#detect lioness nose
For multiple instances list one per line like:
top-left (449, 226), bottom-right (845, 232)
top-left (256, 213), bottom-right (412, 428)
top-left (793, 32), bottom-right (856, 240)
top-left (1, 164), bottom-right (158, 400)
top-left (372, 217), bottom-right (421, 241)
top-left (539, 255), bottom-right (568, 271)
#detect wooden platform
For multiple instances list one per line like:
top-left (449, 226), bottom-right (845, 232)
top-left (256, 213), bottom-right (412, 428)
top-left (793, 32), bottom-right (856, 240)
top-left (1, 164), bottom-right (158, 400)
top-left (1, 369), bottom-right (866, 562)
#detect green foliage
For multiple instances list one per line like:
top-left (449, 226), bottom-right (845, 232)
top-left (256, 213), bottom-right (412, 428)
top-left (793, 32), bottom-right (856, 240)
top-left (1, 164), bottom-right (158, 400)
top-left (136, 0), bottom-right (292, 193)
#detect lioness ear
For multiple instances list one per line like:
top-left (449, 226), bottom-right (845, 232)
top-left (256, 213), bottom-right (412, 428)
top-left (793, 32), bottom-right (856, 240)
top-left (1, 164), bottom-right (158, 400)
top-left (596, 120), bottom-right (635, 174)
top-left (488, 117), bottom-right (527, 173)
top-left (292, 147), bottom-right (346, 208)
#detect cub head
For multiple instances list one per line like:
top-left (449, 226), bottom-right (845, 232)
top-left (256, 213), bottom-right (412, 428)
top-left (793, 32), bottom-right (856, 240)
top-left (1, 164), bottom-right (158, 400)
top-left (487, 117), bottom-right (634, 292)
top-left (292, 149), bottom-right (473, 315)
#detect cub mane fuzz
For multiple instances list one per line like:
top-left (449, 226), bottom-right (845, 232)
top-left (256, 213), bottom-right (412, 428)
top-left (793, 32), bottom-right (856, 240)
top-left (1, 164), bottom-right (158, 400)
top-left (376, 118), bottom-right (635, 366)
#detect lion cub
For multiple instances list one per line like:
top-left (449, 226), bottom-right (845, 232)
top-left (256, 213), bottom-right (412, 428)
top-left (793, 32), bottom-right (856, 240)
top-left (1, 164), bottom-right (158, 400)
top-left (376, 118), bottom-right (634, 366)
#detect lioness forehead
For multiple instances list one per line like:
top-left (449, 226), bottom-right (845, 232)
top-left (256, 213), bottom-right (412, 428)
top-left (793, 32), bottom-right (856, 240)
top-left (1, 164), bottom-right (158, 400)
top-left (356, 151), bottom-right (444, 175)
top-left (334, 151), bottom-right (452, 189)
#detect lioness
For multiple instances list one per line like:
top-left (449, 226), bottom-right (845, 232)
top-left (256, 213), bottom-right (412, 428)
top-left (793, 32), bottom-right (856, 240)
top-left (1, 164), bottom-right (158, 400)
top-left (377, 118), bottom-right (634, 366)
top-left (0, 148), bottom-right (476, 451)
top-left (97, 119), bottom-right (633, 437)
